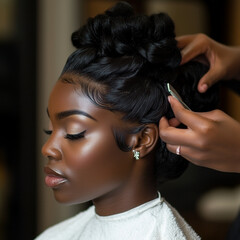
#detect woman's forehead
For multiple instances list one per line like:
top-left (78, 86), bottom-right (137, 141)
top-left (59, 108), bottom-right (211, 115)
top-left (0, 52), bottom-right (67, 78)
top-left (48, 79), bottom-right (125, 127)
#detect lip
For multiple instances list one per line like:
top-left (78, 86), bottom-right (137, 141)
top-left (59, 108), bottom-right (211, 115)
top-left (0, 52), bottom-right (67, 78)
top-left (44, 166), bottom-right (68, 188)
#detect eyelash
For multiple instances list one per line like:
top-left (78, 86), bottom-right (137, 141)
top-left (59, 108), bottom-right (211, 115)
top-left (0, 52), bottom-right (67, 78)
top-left (65, 131), bottom-right (86, 140)
top-left (44, 130), bottom-right (52, 135)
top-left (43, 130), bottom-right (86, 141)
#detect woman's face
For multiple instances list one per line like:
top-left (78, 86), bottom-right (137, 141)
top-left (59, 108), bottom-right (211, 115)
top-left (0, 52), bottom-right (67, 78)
top-left (42, 73), bottom-right (137, 204)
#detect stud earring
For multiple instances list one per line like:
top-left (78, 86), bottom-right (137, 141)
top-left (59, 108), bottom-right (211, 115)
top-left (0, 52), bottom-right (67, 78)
top-left (133, 150), bottom-right (140, 160)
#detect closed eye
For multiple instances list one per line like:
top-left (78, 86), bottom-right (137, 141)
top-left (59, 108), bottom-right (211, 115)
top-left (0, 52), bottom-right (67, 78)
top-left (43, 129), bottom-right (52, 135)
top-left (65, 130), bottom-right (86, 141)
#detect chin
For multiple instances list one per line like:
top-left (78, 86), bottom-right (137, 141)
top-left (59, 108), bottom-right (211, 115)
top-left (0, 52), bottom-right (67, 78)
top-left (52, 190), bottom-right (92, 205)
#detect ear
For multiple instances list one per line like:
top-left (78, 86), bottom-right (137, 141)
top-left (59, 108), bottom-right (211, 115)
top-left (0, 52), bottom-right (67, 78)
top-left (128, 124), bottom-right (159, 159)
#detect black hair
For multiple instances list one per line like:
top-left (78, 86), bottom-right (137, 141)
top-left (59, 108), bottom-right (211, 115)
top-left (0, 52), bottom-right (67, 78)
top-left (61, 1), bottom-right (218, 185)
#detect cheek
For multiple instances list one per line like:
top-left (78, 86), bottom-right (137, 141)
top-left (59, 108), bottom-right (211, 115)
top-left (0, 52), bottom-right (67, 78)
top-left (63, 130), bottom-right (134, 192)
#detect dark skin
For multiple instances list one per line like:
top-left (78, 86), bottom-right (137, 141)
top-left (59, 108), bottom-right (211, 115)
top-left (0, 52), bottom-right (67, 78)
top-left (42, 73), bottom-right (159, 216)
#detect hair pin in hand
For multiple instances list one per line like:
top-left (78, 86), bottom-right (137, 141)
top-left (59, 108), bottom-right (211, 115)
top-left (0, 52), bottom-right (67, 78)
top-left (167, 83), bottom-right (191, 111)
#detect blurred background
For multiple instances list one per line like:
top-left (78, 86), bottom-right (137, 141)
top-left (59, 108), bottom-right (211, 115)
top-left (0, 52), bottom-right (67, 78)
top-left (0, 0), bottom-right (239, 239)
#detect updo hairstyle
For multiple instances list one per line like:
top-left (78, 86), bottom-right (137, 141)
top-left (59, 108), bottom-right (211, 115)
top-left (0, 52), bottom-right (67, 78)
top-left (62, 1), bottom-right (219, 185)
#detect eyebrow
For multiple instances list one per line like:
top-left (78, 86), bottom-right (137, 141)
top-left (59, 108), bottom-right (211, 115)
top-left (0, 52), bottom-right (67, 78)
top-left (46, 109), bottom-right (97, 121)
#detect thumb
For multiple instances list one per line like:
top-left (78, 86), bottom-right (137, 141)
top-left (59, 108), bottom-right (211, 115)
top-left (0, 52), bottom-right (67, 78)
top-left (198, 69), bottom-right (220, 93)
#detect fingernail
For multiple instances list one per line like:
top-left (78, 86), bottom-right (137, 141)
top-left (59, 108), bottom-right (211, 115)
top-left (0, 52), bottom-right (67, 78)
top-left (168, 96), bottom-right (171, 103)
top-left (179, 59), bottom-right (184, 66)
top-left (200, 84), bottom-right (208, 92)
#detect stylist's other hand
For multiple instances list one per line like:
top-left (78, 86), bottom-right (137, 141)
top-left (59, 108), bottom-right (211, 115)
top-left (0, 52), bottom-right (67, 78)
top-left (159, 96), bottom-right (240, 173)
top-left (177, 34), bottom-right (240, 93)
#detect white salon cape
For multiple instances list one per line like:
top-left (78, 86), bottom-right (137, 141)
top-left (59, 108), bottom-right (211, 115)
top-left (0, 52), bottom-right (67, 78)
top-left (35, 193), bottom-right (200, 240)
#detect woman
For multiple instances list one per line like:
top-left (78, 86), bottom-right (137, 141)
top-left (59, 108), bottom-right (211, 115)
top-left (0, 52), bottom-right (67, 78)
top-left (35, 2), bottom-right (218, 239)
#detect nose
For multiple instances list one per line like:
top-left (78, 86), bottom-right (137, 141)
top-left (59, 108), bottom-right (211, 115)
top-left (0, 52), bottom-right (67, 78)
top-left (41, 133), bottom-right (62, 161)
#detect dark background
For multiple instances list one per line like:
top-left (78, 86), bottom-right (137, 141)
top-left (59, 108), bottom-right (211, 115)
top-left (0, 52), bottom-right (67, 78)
top-left (0, 0), bottom-right (239, 239)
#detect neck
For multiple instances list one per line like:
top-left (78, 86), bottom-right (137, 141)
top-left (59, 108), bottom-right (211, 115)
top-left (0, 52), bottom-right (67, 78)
top-left (93, 163), bottom-right (158, 216)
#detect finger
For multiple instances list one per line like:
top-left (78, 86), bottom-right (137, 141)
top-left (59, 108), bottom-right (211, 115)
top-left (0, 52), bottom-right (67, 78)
top-left (159, 117), bottom-right (191, 145)
top-left (196, 109), bottom-right (223, 121)
top-left (166, 143), bottom-right (207, 166)
top-left (168, 118), bottom-right (181, 127)
top-left (159, 123), bottom-right (193, 146)
top-left (198, 69), bottom-right (221, 93)
top-left (177, 34), bottom-right (210, 65)
top-left (159, 116), bottom-right (170, 130)
top-left (166, 144), bottom-right (180, 155)
top-left (159, 116), bottom-right (180, 128)
top-left (176, 35), bottom-right (195, 49)
top-left (168, 96), bottom-right (210, 130)
top-left (180, 41), bottom-right (208, 65)
top-left (159, 117), bottom-right (186, 144)
top-left (166, 144), bottom-right (194, 159)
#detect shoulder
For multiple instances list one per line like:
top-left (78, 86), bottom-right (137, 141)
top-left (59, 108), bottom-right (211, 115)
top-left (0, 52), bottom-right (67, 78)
top-left (154, 198), bottom-right (201, 240)
top-left (34, 205), bottom-right (94, 240)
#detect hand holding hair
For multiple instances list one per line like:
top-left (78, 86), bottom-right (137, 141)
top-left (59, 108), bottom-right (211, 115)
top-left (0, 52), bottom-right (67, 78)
top-left (159, 96), bottom-right (240, 173)
top-left (177, 33), bottom-right (240, 93)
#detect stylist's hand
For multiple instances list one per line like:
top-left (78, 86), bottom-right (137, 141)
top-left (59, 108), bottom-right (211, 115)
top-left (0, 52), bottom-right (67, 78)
top-left (177, 34), bottom-right (240, 93)
top-left (159, 96), bottom-right (240, 173)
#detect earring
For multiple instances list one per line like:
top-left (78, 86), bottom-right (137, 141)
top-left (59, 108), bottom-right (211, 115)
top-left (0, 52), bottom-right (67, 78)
top-left (133, 150), bottom-right (140, 160)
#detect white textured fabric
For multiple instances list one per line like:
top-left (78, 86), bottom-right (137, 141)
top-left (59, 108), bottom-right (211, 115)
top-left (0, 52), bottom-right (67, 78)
top-left (35, 193), bottom-right (201, 240)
